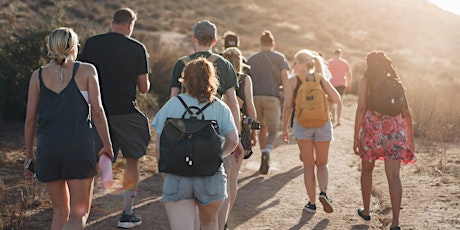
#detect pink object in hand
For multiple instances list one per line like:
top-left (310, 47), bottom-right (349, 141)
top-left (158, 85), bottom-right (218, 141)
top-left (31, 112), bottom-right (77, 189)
top-left (99, 154), bottom-right (114, 189)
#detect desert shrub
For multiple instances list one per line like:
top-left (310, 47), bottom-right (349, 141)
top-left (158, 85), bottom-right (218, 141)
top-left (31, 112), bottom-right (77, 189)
top-left (408, 80), bottom-right (460, 141)
top-left (0, 27), bottom-right (49, 121)
top-left (0, 6), bottom-right (84, 121)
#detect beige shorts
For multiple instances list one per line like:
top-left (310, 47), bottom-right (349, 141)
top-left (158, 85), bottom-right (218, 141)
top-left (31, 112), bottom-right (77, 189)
top-left (253, 95), bottom-right (281, 129)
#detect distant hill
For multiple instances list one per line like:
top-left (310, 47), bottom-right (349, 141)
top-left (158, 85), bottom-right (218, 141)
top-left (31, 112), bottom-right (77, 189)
top-left (2, 0), bottom-right (458, 80)
top-left (1, 0), bottom-right (459, 139)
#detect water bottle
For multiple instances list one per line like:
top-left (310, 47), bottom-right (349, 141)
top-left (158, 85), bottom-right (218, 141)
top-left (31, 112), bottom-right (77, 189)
top-left (99, 153), bottom-right (114, 189)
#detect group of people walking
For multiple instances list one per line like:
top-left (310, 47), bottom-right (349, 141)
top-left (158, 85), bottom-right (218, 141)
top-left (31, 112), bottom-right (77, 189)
top-left (23, 7), bottom-right (416, 230)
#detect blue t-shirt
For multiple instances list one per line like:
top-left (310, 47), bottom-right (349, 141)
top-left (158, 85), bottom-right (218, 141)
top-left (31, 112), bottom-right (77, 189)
top-left (152, 94), bottom-right (236, 136)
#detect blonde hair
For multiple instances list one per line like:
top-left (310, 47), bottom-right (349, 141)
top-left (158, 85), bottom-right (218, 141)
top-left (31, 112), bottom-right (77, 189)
top-left (47, 27), bottom-right (78, 65)
top-left (180, 57), bottom-right (219, 103)
top-left (222, 47), bottom-right (243, 74)
top-left (294, 49), bottom-right (317, 71)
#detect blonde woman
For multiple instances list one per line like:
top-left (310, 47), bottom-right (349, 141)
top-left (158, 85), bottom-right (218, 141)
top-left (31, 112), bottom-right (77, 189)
top-left (24, 27), bottom-right (113, 229)
top-left (152, 57), bottom-right (239, 230)
top-left (282, 49), bottom-right (340, 213)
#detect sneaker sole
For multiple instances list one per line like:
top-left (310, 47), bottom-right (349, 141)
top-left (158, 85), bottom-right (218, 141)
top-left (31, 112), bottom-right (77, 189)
top-left (319, 195), bottom-right (334, 213)
top-left (117, 221), bottom-right (142, 229)
top-left (356, 208), bottom-right (371, 222)
top-left (303, 207), bottom-right (316, 213)
top-left (259, 153), bottom-right (270, 175)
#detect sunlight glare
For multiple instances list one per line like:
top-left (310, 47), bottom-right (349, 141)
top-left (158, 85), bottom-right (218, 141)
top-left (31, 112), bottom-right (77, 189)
top-left (428, 0), bottom-right (460, 16)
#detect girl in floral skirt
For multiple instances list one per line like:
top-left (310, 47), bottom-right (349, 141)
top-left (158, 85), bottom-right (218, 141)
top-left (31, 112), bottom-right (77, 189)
top-left (353, 51), bottom-right (416, 230)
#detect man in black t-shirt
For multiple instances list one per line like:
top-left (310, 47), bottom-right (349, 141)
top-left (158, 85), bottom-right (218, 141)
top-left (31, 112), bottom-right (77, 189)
top-left (79, 8), bottom-right (150, 229)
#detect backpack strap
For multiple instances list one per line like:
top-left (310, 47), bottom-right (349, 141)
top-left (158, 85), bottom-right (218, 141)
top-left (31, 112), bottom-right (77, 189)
top-left (290, 76), bottom-right (303, 127)
top-left (179, 53), bottom-right (220, 66)
top-left (179, 56), bottom-right (192, 66)
top-left (177, 95), bottom-right (214, 120)
top-left (207, 53), bottom-right (219, 63)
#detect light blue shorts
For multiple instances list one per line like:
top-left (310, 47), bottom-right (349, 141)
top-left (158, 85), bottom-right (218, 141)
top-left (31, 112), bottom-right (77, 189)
top-left (293, 119), bottom-right (333, 141)
top-left (161, 165), bottom-right (227, 205)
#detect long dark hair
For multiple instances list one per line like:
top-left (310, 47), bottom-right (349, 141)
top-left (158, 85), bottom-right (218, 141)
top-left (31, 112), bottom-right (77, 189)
top-left (364, 51), bottom-right (399, 87)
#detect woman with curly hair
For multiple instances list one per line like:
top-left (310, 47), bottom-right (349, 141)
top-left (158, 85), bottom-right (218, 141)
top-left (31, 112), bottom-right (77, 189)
top-left (152, 57), bottom-right (239, 230)
top-left (353, 51), bottom-right (416, 230)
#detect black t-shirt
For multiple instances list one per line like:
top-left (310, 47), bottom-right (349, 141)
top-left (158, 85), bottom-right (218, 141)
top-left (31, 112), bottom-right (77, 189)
top-left (79, 32), bottom-right (150, 115)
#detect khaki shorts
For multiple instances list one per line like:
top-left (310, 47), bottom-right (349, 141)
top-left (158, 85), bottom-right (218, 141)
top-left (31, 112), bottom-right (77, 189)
top-left (253, 95), bottom-right (281, 130)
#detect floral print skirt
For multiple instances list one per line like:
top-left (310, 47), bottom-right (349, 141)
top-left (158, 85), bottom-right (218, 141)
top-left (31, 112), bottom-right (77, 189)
top-left (358, 110), bottom-right (416, 164)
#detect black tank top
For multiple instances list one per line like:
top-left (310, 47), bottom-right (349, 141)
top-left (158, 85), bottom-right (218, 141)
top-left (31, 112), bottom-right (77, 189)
top-left (36, 62), bottom-right (94, 152)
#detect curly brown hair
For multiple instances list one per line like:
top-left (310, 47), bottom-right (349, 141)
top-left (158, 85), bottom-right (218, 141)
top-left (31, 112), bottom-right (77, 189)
top-left (180, 57), bottom-right (220, 103)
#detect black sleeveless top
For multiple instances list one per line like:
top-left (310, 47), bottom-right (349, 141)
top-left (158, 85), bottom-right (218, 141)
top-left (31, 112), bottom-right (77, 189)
top-left (36, 62), bottom-right (96, 180)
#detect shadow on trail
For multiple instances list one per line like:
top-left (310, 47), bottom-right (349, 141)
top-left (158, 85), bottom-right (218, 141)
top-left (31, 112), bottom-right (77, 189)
top-left (86, 173), bottom-right (168, 229)
top-left (287, 211), bottom-right (316, 230)
top-left (229, 166), bottom-right (304, 229)
top-left (351, 224), bottom-right (370, 230)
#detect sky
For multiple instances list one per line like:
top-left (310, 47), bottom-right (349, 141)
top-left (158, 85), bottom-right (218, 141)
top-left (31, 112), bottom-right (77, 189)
top-left (428, 0), bottom-right (460, 16)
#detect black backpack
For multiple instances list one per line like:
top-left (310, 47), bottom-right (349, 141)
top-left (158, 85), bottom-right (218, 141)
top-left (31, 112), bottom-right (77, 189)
top-left (367, 74), bottom-right (405, 116)
top-left (159, 96), bottom-right (223, 177)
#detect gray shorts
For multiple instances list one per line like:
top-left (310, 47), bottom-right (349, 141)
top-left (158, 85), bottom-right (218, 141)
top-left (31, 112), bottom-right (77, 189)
top-left (161, 165), bottom-right (227, 205)
top-left (96, 111), bottom-right (151, 159)
top-left (293, 119), bottom-right (333, 141)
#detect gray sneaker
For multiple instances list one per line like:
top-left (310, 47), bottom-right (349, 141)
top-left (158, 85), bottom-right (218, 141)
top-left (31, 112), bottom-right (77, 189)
top-left (117, 211), bottom-right (142, 228)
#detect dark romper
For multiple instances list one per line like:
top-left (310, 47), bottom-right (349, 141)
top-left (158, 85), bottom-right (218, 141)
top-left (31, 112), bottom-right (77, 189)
top-left (35, 62), bottom-right (98, 182)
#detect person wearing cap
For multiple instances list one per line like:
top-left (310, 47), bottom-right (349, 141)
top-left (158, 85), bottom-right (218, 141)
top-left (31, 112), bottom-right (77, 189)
top-left (248, 30), bottom-right (290, 175)
top-left (222, 31), bottom-right (250, 75)
top-left (168, 19), bottom-right (243, 230)
top-left (79, 8), bottom-right (151, 229)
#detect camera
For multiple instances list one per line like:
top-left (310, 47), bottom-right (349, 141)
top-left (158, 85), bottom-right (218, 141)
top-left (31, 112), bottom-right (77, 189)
top-left (242, 116), bottom-right (261, 130)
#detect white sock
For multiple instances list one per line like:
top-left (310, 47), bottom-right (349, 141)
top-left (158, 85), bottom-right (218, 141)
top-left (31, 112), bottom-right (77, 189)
top-left (123, 190), bottom-right (137, 215)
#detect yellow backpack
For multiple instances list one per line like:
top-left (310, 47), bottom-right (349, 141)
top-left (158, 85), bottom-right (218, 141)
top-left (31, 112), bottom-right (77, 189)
top-left (294, 73), bottom-right (329, 128)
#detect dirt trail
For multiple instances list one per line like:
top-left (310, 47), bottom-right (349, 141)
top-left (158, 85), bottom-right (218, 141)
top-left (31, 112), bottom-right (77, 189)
top-left (23, 95), bottom-right (458, 229)
top-left (83, 96), bottom-right (375, 229)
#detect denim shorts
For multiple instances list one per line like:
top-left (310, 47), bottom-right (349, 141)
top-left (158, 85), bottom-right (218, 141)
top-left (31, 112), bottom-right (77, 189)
top-left (161, 165), bottom-right (227, 205)
top-left (293, 119), bottom-right (333, 141)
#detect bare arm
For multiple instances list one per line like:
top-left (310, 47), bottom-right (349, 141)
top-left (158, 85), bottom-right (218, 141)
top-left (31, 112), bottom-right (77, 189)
top-left (87, 65), bottom-right (113, 159)
top-left (225, 87), bottom-right (241, 131)
top-left (322, 77), bottom-right (341, 104)
top-left (401, 98), bottom-right (415, 151)
top-left (345, 67), bottom-right (352, 90)
top-left (222, 130), bottom-right (239, 158)
top-left (243, 76), bottom-right (258, 145)
top-left (282, 77), bottom-right (297, 143)
top-left (24, 71), bottom-right (39, 175)
top-left (353, 77), bottom-right (368, 155)
top-left (137, 73), bottom-right (150, 94)
top-left (243, 76), bottom-right (257, 119)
